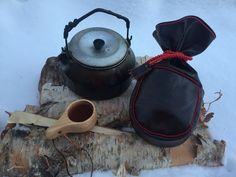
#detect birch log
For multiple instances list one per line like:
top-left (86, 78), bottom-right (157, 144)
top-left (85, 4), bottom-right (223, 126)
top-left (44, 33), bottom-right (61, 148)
top-left (0, 56), bottom-right (225, 177)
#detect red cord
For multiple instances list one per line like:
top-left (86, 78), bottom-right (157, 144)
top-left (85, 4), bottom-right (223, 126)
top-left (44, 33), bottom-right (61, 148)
top-left (147, 50), bottom-right (192, 65)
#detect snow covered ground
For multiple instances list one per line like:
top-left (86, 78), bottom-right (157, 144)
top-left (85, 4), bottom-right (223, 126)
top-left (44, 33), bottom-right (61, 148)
top-left (0, 0), bottom-right (236, 176)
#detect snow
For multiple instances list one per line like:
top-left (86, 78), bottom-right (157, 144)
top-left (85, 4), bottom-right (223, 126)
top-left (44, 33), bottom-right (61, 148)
top-left (0, 0), bottom-right (236, 176)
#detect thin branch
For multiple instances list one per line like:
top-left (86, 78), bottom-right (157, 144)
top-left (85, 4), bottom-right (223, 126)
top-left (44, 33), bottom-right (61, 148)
top-left (204, 90), bottom-right (223, 113)
top-left (1, 123), bottom-right (16, 140)
top-left (40, 155), bottom-right (54, 177)
top-left (64, 134), bottom-right (94, 177)
top-left (81, 147), bottom-right (94, 177)
top-left (5, 111), bottom-right (12, 117)
top-left (52, 139), bottom-right (72, 177)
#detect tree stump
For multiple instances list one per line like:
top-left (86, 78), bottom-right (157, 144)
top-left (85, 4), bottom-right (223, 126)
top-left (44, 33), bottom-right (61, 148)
top-left (0, 56), bottom-right (225, 177)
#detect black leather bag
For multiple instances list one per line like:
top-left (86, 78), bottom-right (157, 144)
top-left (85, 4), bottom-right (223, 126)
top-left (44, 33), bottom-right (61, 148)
top-left (129, 16), bottom-right (216, 147)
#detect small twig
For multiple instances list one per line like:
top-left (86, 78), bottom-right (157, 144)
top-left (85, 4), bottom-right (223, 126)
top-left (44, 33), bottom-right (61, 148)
top-left (81, 147), bottom-right (94, 177)
top-left (5, 111), bottom-right (12, 117)
top-left (52, 139), bottom-right (72, 177)
top-left (1, 111), bottom-right (17, 140)
top-left (1, 123), bottom-right (16, 140)
top-left (43, 155), bottom-right (50, 168)
top-left (204, 90), bottom-right (223, 113)
top-left (196, 133), bottom-right (208, 144)
top-left (40, 155), bottom-right (54, 177)
top-left (64, 134), bottom-right (94, 177)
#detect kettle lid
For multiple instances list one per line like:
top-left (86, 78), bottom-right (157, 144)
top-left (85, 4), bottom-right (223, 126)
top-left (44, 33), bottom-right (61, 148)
top-left (68, 27), bottom-right (128, 68)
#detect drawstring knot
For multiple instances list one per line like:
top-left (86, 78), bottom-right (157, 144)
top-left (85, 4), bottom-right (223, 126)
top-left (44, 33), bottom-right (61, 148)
top-left (147, 50), bottom-right (192, 65)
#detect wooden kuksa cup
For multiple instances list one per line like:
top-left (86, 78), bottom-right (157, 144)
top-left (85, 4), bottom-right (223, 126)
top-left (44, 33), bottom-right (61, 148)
top-left (46, 99), bottom-right (97, 139)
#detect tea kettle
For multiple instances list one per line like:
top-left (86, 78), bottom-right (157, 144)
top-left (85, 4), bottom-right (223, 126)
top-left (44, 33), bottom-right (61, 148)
top-left (60, 8), bottom-right (136, 100)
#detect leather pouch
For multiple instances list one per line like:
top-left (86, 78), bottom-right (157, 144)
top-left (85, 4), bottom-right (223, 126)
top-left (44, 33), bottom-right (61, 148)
top-left (129, 16), bottom-right (216, 147)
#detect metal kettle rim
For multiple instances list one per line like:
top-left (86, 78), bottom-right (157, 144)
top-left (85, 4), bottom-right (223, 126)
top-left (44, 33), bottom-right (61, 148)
top-left (67, 27), bottom-right (129, 68)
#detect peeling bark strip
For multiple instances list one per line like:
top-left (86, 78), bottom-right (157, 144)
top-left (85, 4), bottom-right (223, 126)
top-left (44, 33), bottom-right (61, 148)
top-left (0, 56), bottom-right (225, 177)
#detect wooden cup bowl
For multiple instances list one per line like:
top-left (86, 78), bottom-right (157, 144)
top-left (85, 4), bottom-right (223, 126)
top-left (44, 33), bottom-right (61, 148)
top-left (46, 99), bottom-right (97, 139)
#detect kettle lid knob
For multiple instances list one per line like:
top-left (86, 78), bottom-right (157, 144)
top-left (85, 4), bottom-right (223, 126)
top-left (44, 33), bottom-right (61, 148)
top-left (93, 39), bottom-right (105, 50)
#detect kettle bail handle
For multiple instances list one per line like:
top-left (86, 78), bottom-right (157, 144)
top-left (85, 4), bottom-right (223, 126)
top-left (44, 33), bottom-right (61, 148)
top-left (64, 8), bottom-right (132, 51)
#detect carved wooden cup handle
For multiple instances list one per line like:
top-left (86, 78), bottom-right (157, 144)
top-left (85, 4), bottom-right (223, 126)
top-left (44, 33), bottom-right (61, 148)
top-left (46, 99), bottom-right (97, 139)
